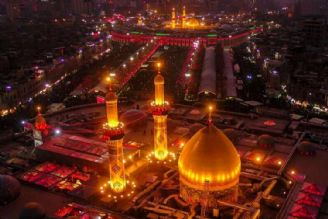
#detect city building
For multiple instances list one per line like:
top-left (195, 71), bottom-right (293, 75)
top-left (5, 0), bottom-right (20, 21)
top-left (71, 0), bottom-right (95, 15)
top-left (303, 16), bottom-right (327, 46)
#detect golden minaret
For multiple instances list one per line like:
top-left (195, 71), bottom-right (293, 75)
top-left (151, 63), bottom-right (169, 160)
top-left (182, 6), bottom-right (186, 28)
top-left (171, 8), bottom-right (176, 29)
top-left (102, 77), bottom-right (126, 193)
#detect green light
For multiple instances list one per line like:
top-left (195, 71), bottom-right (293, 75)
top-left (155, 33), bottom-right (170, 36)
top-left (207, 34), bottom-right (217, 37)
top-left (130, 31), bottom-right (143, 34)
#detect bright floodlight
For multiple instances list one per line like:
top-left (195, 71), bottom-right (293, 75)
top-left (256, 156), bottom-right (262, 162)
top-left (54, 128), bottom-right (61, 135)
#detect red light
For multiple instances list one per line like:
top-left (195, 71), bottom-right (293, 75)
top-left (96, 95), bottom-right (105, 104)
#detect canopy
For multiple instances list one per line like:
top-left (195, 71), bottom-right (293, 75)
top-left (289, 204), bottom-right (318, 219)
top-left (301, 182), bottom-right (326, 196)
top-left (198, 47), bottom-right (216, 95)
top-left (295, 192), bottom-right (323, 208)
top-left (223, 49), bottom-right (236, 97)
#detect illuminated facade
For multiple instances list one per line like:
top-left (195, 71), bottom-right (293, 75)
top-left (102, 86), bottom-right (126, 193)
top-left (178, 123), bottom-right (241, 205)
top-left (167, 6), bottom-right (215, 30)
top-left (151, 64), bottom-right (169, 160)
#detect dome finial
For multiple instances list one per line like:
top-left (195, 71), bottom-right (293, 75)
top-left (105, 76), bottom-right (117, 101)
top-left (36, 105), bottom-right (41, 115)
top-left (208, 105), bottom-right (213, 125)
top-left (105, 76), bottom-right (112, 91)
top-left (156, 62), bottom-right (161, 74)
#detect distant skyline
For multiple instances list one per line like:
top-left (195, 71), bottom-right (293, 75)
top-left (0, 0), bottom-right (326, 17)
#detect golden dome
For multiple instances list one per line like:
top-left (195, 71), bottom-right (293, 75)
top-left (154, 74), bottom-right (164, 84)
top-left (178, 124), bottom-right (241, 191)
top-left (186, 18), bottom-right (200, 27)
top-left (105, 90), bottom-right (117, 101)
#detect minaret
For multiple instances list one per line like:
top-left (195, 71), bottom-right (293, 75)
top-left (137, 13), bottom-right (143, 26)
top-left (151, 63), bottom-right (169, 160)
top-left (102, 77), bottom-right (126, 193)
top-left (34, 106), bottom-right (48, 146)
top-left (171, 8), bottom-right (176, 29)
top-left (182, 6), bottom-right (186, 28)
